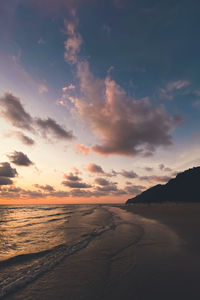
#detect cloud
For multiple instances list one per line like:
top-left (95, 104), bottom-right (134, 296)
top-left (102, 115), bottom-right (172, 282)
top-left (125, 184), bottom-right (145, 195)
top-left (75, 144), bottom-right (90, 155)
top-left (95, 177), bottom-right (110, 186)
top-left (64, 20), bottom-right (82, 64)
top-left (34, 184), bottom-right (55, 192)
top-left (0, 177), bottom-right (13, 186)
top-left (0, 162), bottom-right (18, 178)
top-left (96, 184), bottom-right (117, 193)
top-left (70, 189), bottom-right (92, 197)
top-left (16, 132), bottom-right (35, 145)
top-left (140, 175), bottom-right (171, 183)
top-left (73, 61), bottom-right (173, 156)
top-left (0, 92), bottom-right (75, 143)
top-left (62, 18), bottom-right (174, 157)
top-left (159, 163), bottom-right (165, 170)
top-left (0, 92), bottom-right (33, 131)
top-left (71, 167), bottom-right (81, 174)
top-left (8, 151), bottom-right (33, 166)
top-left (36, 117), bottom-right (74, 140)
top-left (86, 163), bottom-right (105, 174)
top-left (145, 167), bottom-right (153, 172)
top-left (159, 164), bottom-right (172, 172)
top-left (167, 80), bottom-right (190, 91)
top-left (38, 84), bottom-right (48, 94)
top-left (64, 172), bottom-right (81, 181)
top-left (62, 170), bottom-right (91, 189)
top-left (159, 80), bottom-right (190, 100)
top-left (7, 131), bottom-right (35, 145)
top-left (62, 84), bottom-right (75, 92)
top-left (120, 169), bottom-right (138, 178)
top-left (62, 180), bottom-right (92, 189)
top-left (0, 185), bottom-right (70, 199)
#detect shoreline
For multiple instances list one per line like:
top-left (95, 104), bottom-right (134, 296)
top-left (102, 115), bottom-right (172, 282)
top-left (4, 203), bottom-right (200, 300)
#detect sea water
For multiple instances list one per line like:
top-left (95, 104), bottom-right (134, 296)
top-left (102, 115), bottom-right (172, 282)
top-left (0, 205), bottom-right (182, 299)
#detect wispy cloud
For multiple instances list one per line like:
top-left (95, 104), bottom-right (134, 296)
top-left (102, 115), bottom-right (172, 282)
top-left (6, 131), bottom-right (35, 146)
top-left (64, 20), bottom-right (82, 64)
top-left (159, 80), bottom-right (190, 100)
top-left (36, 117), bottom-right (74, 140)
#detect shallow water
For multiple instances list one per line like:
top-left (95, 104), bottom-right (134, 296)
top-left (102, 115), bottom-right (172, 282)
top-left (0, 205), bottom-right (184, 299)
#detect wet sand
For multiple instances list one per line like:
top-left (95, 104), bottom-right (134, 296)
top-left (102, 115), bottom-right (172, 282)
top-left (4, 204), bottom-right (200, 300)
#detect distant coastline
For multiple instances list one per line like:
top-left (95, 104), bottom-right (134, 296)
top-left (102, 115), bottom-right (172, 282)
top-left (126, 166), bottom-right (200, 204)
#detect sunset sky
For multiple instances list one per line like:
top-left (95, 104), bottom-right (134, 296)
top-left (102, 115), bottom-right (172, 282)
top-left (0, 0), bottom-right (200, 204)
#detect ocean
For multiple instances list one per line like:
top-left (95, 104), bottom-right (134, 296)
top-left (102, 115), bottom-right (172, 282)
top-left (0, 204), bottom-right (183, 300)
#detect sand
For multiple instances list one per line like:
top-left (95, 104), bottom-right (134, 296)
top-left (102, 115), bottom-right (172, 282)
top-left (4, 204), bottom-right (200, 300)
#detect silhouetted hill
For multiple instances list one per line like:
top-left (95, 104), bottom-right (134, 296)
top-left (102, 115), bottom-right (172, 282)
top-left (126, 167), bottom-right (200, 204)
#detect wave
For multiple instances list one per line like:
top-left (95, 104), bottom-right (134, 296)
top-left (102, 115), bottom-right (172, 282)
top-left (0, 221), bottom-right (115, 299)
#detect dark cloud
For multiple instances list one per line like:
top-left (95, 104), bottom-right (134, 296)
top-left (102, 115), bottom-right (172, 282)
top-left (126, 181), bottom-right (132, 185)
top-left (0, 177), bottom-right (13, 186)
top-left (145, 167), bottom-right (153, 172)
top-left (15, 131), bottom-right (35, 145)
top-left (23, 190), bottom-right (45, 198)
top-left (36, 117), bottom-right (74, 140)
top-left (95, 181), bottom-right (117, 193)
top-left (0, 92), bottom-right (75, 143)
top-left (105, 169), bottom-right (118, 177)
top-left (159, 164), bottom-right (172, 172)
top-left (125, 184), bottom-right (145, 195)
top-left (159, 164), bottom-right (165, 170)
top-left (70, 189), bottom-right (92, 197)
top-left (163, 167), bottom-right (172, 172)
top-left (64, 172), bottom-right (81, 181)
top-left (140, 175), bottom-right (171, 183)
top-left (120, 169), bottom-right (138, 178)
top-left (73, 62), bottom-right (173, 156)
top-left (62, 180), bottom-right (92, 189)
top-left (34, 184), bottom-right (55, 192)
top-left (0, 93), bottom-right (33, 131)
top-left (0, 185), bottom-right (70, 199)
top-left (86, 163), bottom-right (105, 174)
top-left (0, 162), bottom-right (18, 178)
top-left (8, 151), bottom-right (33, 166)
top-left (95, 177), bottom-right (110, 186)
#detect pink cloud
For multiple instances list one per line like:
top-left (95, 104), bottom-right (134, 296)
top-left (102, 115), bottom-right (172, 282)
top-left (87, 163), bottom-right (105, 174)
top-left (64, 21), bottom-right (82, 64)
top-left (75, 144), bottom-right (90, 155)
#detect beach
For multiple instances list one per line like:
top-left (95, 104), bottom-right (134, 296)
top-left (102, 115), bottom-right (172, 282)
top-left (1, 204), bottom-right (200, 299)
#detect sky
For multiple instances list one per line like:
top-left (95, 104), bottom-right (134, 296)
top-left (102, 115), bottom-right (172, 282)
top-left (0, 0), bottom-right (200, 204)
